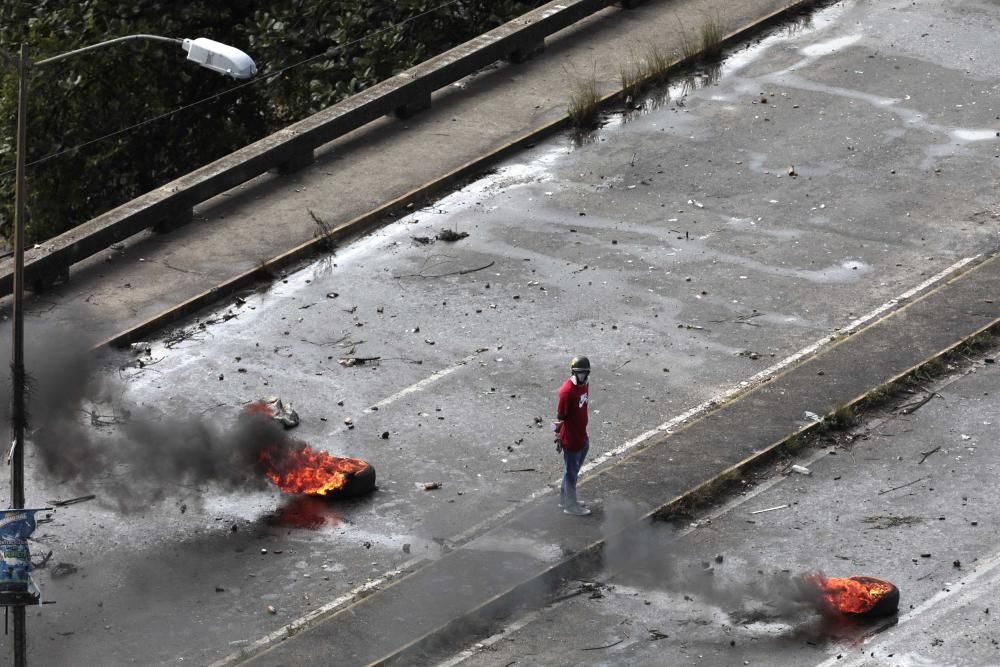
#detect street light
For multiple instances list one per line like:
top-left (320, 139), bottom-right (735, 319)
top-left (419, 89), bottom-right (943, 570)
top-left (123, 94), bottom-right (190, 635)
top-left (0, 33), bottom-right (255, 667)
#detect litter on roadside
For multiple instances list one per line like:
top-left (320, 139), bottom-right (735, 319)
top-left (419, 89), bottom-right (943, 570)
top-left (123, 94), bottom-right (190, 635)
top-left (749, 504), bottom-right (789, 515)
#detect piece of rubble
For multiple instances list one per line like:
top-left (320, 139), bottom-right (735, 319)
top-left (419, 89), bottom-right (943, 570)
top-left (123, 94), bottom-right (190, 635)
top-left (423, 482), bottom-right (442, 491)
top-left (436, 229), bottom-right (469, 242)
top-left (258, 397), bottom-right (299, 428)
top-left (791, 465), bottom-right (811, 476)
top-left (130, 342), bottom-right (151, 355)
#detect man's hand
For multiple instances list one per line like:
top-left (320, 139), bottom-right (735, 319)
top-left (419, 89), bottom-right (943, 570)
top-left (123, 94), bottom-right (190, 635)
top-left (554, 437), bottom-right (563, 454)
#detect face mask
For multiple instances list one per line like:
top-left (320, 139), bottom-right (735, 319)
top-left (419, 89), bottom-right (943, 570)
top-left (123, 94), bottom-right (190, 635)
top-left (574, 372), bottom-right (589, 385)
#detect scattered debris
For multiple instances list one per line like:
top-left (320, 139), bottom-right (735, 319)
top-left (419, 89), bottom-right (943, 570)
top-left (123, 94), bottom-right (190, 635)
top-left (863, 515), bottom-right (924, 529)
top-left (411, 236), bottom-right (433, 245)
top-left (877, 476), bottom-right (928, 496)
top-left (436, 229), bottom-right (469, 242)
top-left (267, 605), bottom-right (277, 614)
top-left (503, 468), bottom-right (537, 473)
top-left (339, 356), bottom-right (381, 367)
top-left (215, 585), bottom-right (225, 593)
top-left (749, 504), bottom-right (789, 515)
top-left (787, 165), bottom-right (797, 177)
top-left (85, 408), bottom-right (130, 426)
top-left (31, 551), bottom-right (53, 569)
top-left (582, 637), bottom-right (627, 651)
top-left (918, 446), bottom-right (941, 465)
top-left (256, 397), bottom-right (300, 429)
top-left (50, 562), bottom-right (79, 578)
top-left (790, 465), bottom-right (811, 476)
top-left (49, 494), bottom-right (96, 507)
top-left (423, 482), bottom-right (442, 491)
top-left (898, 391), bottom-right (939, 415)
top-left (803, 411), bottom-right (822, 422)
top-left (129, 341), bottom-right (151, 355)
top-left (395, 260), bottom-right (495, 279)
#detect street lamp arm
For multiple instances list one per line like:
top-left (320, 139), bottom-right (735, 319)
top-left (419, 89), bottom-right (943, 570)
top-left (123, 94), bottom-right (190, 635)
top-left (34, 34), bottom-right (183, 67)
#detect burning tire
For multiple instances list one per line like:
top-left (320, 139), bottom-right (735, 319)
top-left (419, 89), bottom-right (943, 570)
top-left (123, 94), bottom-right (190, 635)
top-left (805, 573), bottom-right (899, 618)
top-left (316, 461), bottom-right (376, 500)
top-left (841, 576), bottom-right (899, 618)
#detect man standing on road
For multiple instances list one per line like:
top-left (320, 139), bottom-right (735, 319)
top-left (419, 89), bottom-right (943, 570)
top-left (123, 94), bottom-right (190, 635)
top-left (554, 356), bottom-right (592, 516)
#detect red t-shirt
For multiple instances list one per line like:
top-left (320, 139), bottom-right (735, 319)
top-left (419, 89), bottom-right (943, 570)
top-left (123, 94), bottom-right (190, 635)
top-left (557, 378), bottom-right (589, 452)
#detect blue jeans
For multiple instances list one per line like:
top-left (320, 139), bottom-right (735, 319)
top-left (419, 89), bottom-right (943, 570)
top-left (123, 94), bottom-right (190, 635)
top-left (561, 439), bottom-right (590, 507)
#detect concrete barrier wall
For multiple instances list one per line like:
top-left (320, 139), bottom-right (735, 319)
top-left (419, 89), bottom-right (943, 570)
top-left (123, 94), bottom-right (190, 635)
top-left (0, 0), bottom-right (625, 294)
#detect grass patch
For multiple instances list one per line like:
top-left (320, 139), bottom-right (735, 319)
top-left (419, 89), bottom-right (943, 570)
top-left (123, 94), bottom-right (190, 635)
top-left (825, 401), bottom-right (857, 431)
top-left (620, 57), bottom-right (644, 100)
top-left (567, 74), bottom-right (602, 128)
top-left (699, 14), bottom-right (725, 59)
top-left (621, 43), bottom-right (675, 104)
top-left (866, 380), bottom-right (900, 406)
top-left (676, 14), bottom-right (725, 62)
top-left (676, 21), bottom-right (700, 61)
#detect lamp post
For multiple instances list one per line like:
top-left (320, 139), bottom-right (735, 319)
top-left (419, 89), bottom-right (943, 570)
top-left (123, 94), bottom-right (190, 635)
top-left (1, 33), bottom-right (255, 667)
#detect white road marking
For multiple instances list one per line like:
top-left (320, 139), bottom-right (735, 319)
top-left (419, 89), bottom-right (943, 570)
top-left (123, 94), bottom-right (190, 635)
top-left (435, 447), bottom-right (836, 666)
top-left (215, 256), bottom-right (977, 666)
top-left (206, 567), bottom-right (412, 667)
top-left (433, 607), bottom-right (544, 667)
top-left (580, 255), bottom-right (978, 475)
top-left (363, 353), bottom-right (477, 413)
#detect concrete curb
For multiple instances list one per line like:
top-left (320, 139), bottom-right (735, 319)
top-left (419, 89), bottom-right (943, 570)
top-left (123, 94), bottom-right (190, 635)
top-left (96, 0), bottom-right (829, 351)
top-left (1, 0), bottom-right (623, 296)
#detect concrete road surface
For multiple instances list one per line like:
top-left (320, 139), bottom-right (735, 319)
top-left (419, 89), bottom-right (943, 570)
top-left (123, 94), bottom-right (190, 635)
top-left (1, 0), bottom-right (998, 664)
top-left (438, 345), bottom-right (1000, 667)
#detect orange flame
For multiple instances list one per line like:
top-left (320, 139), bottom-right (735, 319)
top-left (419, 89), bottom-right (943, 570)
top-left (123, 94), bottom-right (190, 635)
top-left (258, 444), bottom-right (369, 496)
top-left (803, 573), bottom-right (894, 615)
top-left (245, 400), bottom-right (368, 496)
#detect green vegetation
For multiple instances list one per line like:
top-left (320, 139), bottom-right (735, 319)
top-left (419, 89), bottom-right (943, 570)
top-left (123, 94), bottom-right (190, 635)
top-left (699, 15), bottom-right (725, 59)
top-left (620, 43), bottom-right (674, 100)
top-left (825, 401), bottom-right (857, 430)
top-left (0, 1), bottom-right (545, 244)
top-left (567, 73), bottom-right (601, 129)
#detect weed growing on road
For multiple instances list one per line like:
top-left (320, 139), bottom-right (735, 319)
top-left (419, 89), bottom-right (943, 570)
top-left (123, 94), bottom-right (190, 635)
top-left (620, 57), bottom-right (644, 100)
top-left (676, 14), bottom-right (725, 62)
top-left (676, 20), bottom-right (699, 61)
top-left (864, 379), bottom-right (902, 407)
top-left (699, 14), bottom-right (725, 59)
top-left (567, 74), bottom-right (602, 128)
top-left (621, 44), bottom-right (674, 103)
top-left (826, 401), bottom-right (857, 430)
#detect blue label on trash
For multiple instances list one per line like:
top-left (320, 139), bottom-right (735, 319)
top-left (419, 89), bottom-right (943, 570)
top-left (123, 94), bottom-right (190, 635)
top-left (0, 509), bottom-right (46, 591)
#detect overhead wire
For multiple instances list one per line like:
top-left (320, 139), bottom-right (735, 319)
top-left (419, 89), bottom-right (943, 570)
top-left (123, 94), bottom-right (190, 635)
top-left (0, 0), bottom-right (467, 178)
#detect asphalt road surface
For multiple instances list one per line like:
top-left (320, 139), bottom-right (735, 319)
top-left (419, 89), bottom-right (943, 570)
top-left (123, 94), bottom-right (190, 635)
top-left (8, 0), bottom-right (1000, 664)
top-left (434, 345), bottom-right (1000, 667)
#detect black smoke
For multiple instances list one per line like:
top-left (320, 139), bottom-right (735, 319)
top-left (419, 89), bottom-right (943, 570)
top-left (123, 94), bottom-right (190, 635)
top-left (0, 323), bottom-right (294, 510)
top-left (600, 498), bottom-right (822, 620)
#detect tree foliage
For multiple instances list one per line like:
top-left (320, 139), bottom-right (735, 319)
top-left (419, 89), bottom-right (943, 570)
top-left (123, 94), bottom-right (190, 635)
top-left (0, 0), bottom-right (543, 243)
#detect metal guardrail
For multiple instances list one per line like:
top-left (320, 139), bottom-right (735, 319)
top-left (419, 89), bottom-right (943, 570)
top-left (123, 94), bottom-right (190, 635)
top-left (0, 0), bottom-right (629, 294)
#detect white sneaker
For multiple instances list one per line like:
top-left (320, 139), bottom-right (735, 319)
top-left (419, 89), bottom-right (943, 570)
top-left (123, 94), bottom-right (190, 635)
top-left (563, 504), bottom-right (592, 516)
top-left (558, 500), bottom-right (588, 509)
